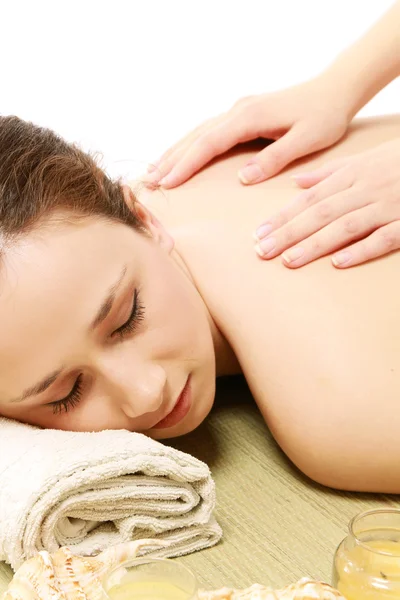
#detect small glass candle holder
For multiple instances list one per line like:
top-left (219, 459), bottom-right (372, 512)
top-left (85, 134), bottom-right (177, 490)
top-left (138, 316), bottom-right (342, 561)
top-left (333, 508), bottom-right (400, 598)
top-left (102, 556), bottom-right (198, 600)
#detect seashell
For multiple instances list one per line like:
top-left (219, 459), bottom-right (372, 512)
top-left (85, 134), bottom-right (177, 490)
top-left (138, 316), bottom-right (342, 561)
top-left (2, 539), bottom-right (346, 600)
top-left (198, 578), bottom-right (346, 599)
top-left (1, 539), bottom-right (167, 600)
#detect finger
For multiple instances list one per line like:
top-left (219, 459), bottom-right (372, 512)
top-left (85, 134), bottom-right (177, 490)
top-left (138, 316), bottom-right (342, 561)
top-left (142, 118), bottom-right (219, 185)
top-left (154, 117), bottom-right (217, 170)
top-left (238, 123), bottom-right (326, 185)
top-left (291, 157), bottom-right (349, 188)
top-left (332, 221), bottom-right (400, 268)
top-left (255, 185), bottom-right (368, 259)
top-left (147, 161), bottom-right (160, 174)
top-left (151, 118), bottom-right (225, 183)
top-left (158, 113), bottom-right (262, 188)
top-left (279, 203), bottom-right (388, 268)
top-left (155, 96), bottom-right (260, 174)
top-left (254, 166), bottom-right (355, 241)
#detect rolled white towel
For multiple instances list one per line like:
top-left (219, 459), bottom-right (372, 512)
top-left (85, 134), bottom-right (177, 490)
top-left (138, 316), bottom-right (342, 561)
top-left (0, 417), bottom-right (222, 570)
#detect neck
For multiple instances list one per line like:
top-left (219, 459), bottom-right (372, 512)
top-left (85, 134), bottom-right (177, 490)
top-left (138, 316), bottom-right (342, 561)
top-left (170, 246), bottom-right (241, 377)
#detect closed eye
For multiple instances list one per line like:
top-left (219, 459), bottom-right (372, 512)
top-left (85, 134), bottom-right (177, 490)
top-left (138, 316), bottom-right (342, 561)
top-left (48, 287), bottom-right (145, 415)
top-left (111, 287), bottom-right (145, 339)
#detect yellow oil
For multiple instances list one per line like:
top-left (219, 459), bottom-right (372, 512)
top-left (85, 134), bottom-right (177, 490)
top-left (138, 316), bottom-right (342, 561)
top-left (106, 580), bottom-right (193, 600)
top-left (335, 538), bottom-right (400, 599)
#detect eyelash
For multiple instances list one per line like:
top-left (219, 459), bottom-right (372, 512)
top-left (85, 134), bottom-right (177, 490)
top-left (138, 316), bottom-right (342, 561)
top-left (51, 374), bottom-right (84, 415)
top-left (111, 289), bottom-right (145, 341)
top-left (49, 288), bottom-right (145, 415)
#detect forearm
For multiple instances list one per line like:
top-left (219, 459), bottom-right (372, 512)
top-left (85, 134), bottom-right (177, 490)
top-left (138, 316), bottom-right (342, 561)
top-left (319, 0), bottom-right (400, 120)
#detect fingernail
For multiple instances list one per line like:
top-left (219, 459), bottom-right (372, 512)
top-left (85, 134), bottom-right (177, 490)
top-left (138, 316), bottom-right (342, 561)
top-left (142, 170), bottom-right (161, 184)
top-left (282, 247), bottom-right (304, 263)
top-left (147, 161), bottom-right (160, 173)
top-left (254, 244), bottom-right (264, 258)
top-left (332, 251), bottom-right (351, 267)
top-left (159, 173), bottom-right (173, 187)
top-left (290, 174), bottom-right (302, 187)
top-left (254, 223), bottom-right (273, 241)
top-left (291, 172), bottom-right (313, 181)
top-left (238, 163), bottom-right (263, 184)
top-left (255, 237), bottom-right (276, 256)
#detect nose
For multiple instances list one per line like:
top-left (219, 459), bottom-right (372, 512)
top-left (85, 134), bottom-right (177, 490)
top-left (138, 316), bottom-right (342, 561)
top-left (99, 351), bottom-right (167, 419)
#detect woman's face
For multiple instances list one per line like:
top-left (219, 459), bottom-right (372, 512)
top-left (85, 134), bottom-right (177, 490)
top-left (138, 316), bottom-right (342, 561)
top-left (0, 196), bottom-right (216, 439)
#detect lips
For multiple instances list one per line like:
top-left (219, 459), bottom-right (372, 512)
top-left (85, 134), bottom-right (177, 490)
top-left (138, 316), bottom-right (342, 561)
top-left (151, 375), bottom-right (191, 429)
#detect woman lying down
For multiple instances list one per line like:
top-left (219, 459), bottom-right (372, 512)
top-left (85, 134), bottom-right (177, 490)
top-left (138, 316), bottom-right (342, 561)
top-left (0, 114), bottom-right (399, 494)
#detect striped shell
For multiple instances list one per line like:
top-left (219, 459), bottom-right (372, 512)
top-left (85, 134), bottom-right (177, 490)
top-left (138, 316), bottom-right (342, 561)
top-left (198, 578), bottom-right (346, 599)
top-left (1, 539), bottom-right (166, 600)
top-left (1, 540), bottom-right (345, 600)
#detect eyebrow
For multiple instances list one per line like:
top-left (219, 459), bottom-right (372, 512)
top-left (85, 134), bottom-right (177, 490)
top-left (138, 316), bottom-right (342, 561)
top-left (7, 264), bottom-right (128, 404)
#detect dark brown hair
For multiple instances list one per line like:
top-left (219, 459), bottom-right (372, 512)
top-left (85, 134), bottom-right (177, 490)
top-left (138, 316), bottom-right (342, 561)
top-left (0, 115), bottom-right (144, 249)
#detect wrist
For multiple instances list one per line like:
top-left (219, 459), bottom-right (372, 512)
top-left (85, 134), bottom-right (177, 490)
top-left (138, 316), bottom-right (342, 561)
top-left (312, 70), bottom-right (356, 124)
top-left (317, 2), bottom-right (400, 121)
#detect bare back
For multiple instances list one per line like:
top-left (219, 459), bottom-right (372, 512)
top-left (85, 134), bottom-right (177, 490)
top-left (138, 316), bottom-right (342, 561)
top-left (143, 115), bottom-right (400, 492)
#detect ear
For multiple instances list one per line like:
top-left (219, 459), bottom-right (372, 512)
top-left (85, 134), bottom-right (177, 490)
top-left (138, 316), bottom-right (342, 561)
top-left (121, 184), bottom-right (174, 254)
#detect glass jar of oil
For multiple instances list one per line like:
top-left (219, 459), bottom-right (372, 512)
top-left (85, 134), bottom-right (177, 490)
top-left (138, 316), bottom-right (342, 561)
top-left (102, 556), bottom-right (198, 600)
top-left (333, 509), bottom-right (400, 598)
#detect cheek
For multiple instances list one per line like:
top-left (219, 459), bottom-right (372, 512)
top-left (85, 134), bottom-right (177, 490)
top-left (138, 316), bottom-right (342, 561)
top-left (20, 398), bottom-right (130, 432)
top-left (150, 270), bottom-right (209, 352)
top-left (0, 402), bottom-right (20, 421)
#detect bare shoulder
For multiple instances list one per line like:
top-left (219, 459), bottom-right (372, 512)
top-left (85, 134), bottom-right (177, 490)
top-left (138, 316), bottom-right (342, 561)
top-left (174, 215), bottom-right (400, 492)
top-left (143, 114), bottom-right (400, 234)
top-left (143, 115), bottom-right (400, 493)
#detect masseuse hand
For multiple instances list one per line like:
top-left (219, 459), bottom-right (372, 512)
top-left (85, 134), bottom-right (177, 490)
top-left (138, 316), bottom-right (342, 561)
top-left (144, 76), bottom-right (350, 188)
top-left (254, 138), bottom-right (400, 268)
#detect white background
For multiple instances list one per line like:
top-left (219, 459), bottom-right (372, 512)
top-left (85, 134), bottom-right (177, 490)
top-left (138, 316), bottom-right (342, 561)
top-left (1, 1), bottom-right (398, 173)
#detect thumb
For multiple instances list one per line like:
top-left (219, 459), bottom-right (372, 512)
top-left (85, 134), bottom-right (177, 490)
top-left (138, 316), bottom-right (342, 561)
top-left (238, 125), bottom-right (315, 185)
